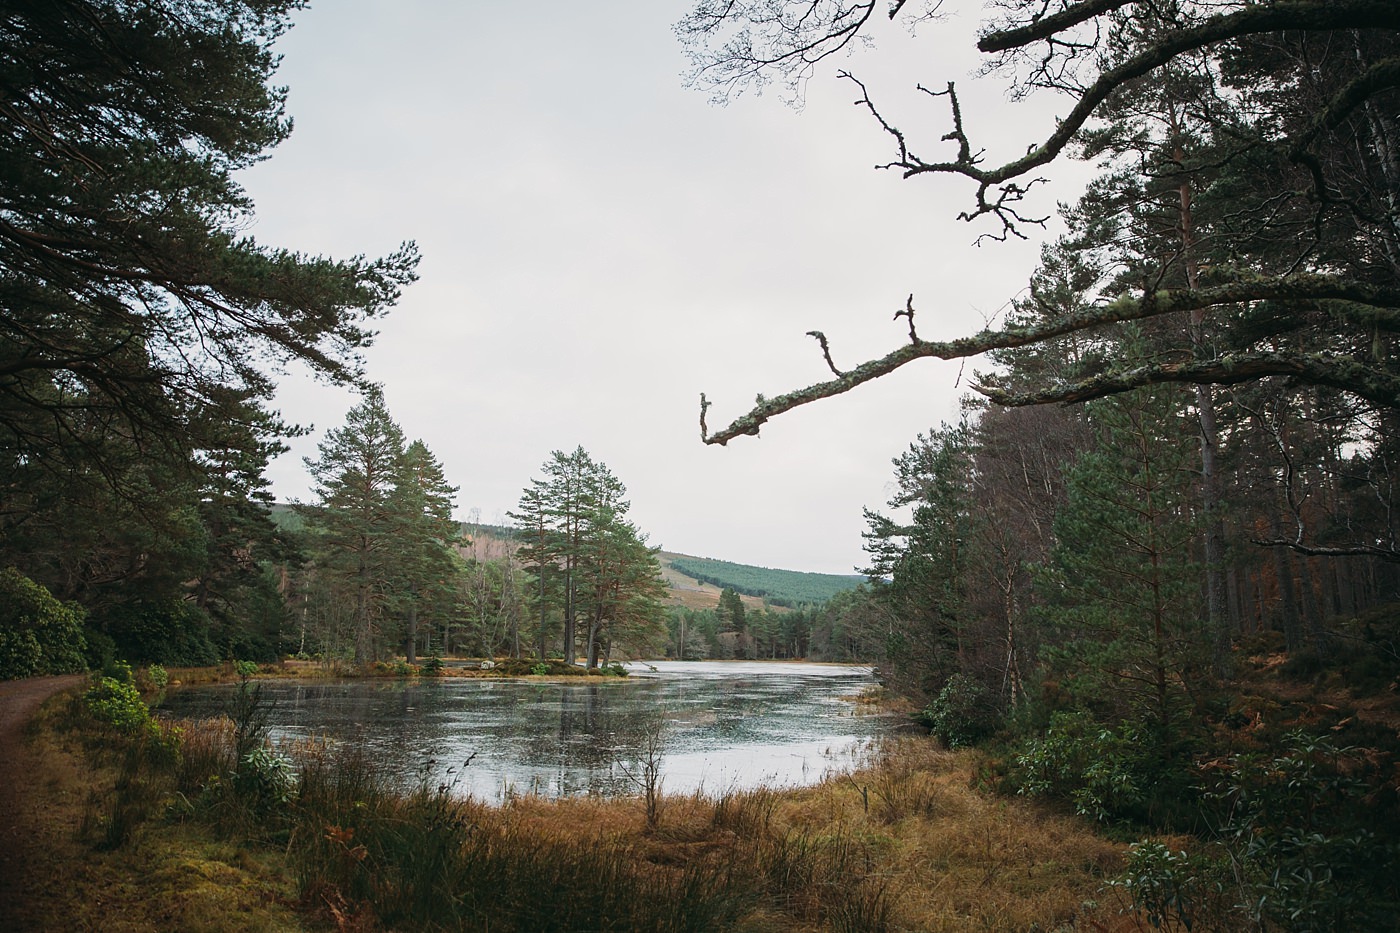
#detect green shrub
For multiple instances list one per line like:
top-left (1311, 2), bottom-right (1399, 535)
top-left (84, 676), bottom-right (156, 736)
top-left (1114, 842), bottom-right (1231, 933)
top-left (422, 655), bottom-right (444, 676)
top-left (102, 597), bottom-right (217, 667)
top-left (922, 673), bottom-right (998, 748)
top-left (531, 661), bottom-right (549, 676)
top-left (233, 746), bottom-right (297, 814)
top-left (1206, 731), bottom-right (1399, 931)
top-left (81, 627), bottom-right (117, 674)
top-left (0, 567), bottom-right (87, 679)
top-left (0, 629), bottom-right (42, 681)
top-left (137, 664), bottom-right (168, 693)
top-left (1013, 711), bottom-right (1196, 826)
top-left (1113, 732), bottom-right (1400, 932)
top-left (105, 657), bottom-right (134, 684)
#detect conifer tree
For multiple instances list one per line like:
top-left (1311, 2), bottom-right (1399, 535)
top-left (390, 439), bottom-right (461, 663)
top-left (512, 447), bottom-right (667, 666)
top-left (0, 0), bottom-right (418, 490)
top-left (1038, 379), bottom-right (1206, 734)
top-left (716, 588), bottom-right (747, 634)
top-left (862, 420), bottom-right (977, 700)
top-left (302, 388), bottom-right (407, 665)
top-left (510, 479), bottom-right (558, 662)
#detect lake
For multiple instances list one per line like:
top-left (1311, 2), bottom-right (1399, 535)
top-left (157, 660), bottom-right (890, 800)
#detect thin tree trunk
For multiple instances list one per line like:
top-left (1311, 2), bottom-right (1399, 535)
top-left (354, 551), bottom-right (371, 666)
top-left (1269, 509), bottom-right (1303, 652)
top-left (1174, 125), bottom-right (1231, 676)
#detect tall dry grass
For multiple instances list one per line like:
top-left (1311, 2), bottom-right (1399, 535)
top-left (103, 700), bottom-right (1132, 931)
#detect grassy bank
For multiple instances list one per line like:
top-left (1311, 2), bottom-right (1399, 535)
top-left (161, 657), bottom-right (633, 685)
top-left (12, 672), bottom-right (1134, 932)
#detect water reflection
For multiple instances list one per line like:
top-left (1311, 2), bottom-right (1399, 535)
top-left (158, 661), bottom-right (887, 800)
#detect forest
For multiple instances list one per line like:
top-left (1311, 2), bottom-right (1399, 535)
top-left (2, 1), bottom-right (1399, 930)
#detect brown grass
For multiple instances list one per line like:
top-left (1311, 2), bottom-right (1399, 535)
top-left (443, 738), bottom-right (1127, 931)
top-left (15, 689), bottom-right (1131, 932)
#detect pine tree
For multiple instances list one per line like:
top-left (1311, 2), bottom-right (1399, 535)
top-left (578, 510), bottom-right (669, 666)
top-left (302, 387), bottom-right (408, 665)
top-left (512, 447), bottom-right (667, 666)
top-left (861, 419), bottom-right (977, 701)
top-left (0, 0), bottom-right (418, 491)
top-left (510, 479), bottom-right (559, 662)
top-left (716, 588), bottom-right (747, 634)
top-left (1038, 379), bottom-right (1206, 734)
top-left (390, 439), bottom-right (460, 663)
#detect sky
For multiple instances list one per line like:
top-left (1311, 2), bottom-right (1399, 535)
top-left (245, 0), bottom-right (1082, 576)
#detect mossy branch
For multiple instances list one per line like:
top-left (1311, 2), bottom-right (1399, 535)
top-left (700, 274), bottom-right (1400, 445)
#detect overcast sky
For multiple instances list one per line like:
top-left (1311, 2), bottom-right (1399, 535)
top-left (245, 1), bottom-right (1082, 576)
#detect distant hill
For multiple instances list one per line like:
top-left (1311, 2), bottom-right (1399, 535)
top-left (271, 508), bottom-right (859, 610)
top-left (452, 527), bottom-right (865, 610)
top-left (664, 555), bottom-right (862, 608)
top-left (268, 502), bottom-right (305, 532)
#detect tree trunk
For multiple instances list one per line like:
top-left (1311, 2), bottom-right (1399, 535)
top-left (1174, 127), bottom-right (1232, 676)
top-left (1269, 510), bottom-right (1303, 652)
top-left (586, 616), bottom-right (602, 669)
top-left (354, 552), bottom-right (371, 666)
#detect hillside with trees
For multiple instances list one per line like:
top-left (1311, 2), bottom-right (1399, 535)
top-left (665, 555), bottom-right (861, 607)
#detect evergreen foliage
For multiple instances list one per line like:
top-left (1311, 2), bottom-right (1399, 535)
top-left (0, 0), bottom-right (414, 668)
top-left (0, 567), bottom-right (87, 680)
top-left (1037, 379), bottom-right (1207, 730)
top-left (298, 390), bottom-right (460, 665)
top-left (0, 0), bottom-right (418, 486)
top-left (511, 447), bottom-right (669, 667)
top-left (103, 598), bottom-right (220, 668)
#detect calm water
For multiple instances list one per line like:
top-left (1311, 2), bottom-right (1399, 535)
top-left (157, 661), bottom-right (888, 800)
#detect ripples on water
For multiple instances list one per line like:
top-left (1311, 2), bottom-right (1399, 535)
top-left (158, 661), bottom-right (889, 800)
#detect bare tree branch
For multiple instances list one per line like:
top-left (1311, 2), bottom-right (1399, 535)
top-left (876, 1), bottom-right (1400, 227)
top-left (1251, 538), bottom-right (1400, 563)
top-left (699, 273), bottom-right (1400, 444)
top-left (894, 293), bottom-right (918, 342)
top-left (807, 330), bottom-right (843, 376)
top-left (978, 0), bottom-right (1136, 54)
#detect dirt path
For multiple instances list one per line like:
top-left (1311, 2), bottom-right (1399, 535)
top-left (0, 674), bottom-right (86, 920)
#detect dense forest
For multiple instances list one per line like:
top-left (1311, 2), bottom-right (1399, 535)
top-left (3, 1), bottom-right (1400, 928)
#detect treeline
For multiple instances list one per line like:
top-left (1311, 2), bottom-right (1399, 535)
top-left (0, 2), bottom-right (414, 676)
top-left (284, 415), bottom-right (671, 669)
top-left (0, 1), bottom-right (670, 677)
top-left (0, 382), bottom-right (672, 674)
top-left (667, 556), bottom-right (861, 607)
top-left (667, 585), bottom-right (881, 662)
